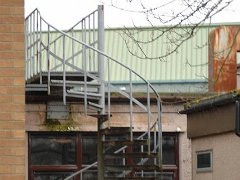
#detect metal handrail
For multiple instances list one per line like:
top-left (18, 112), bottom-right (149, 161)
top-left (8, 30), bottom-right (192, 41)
top-left (25, 7), bottom-right (162, 179)
top-left (26, 9), bottom-right (160, 99)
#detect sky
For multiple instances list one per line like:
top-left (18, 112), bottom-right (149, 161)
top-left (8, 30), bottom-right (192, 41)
top-left (25, 0), bottom-right (240, 30)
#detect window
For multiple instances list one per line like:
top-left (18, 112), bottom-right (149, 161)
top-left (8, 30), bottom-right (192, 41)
top-left (81, 135), bottom-right (98, 180)
top-left (29, 132), bottom-right (179, 180)
top-left (28, 132), bottom-right (81, 180)
top-left (196, 150), bottom-right (212, 172)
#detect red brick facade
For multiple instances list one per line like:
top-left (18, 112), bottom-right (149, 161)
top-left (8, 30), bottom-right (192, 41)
top-left (0, 0), bottom-right (25, 179)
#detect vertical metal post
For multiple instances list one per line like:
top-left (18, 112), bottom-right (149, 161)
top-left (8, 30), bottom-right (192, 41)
top-left (157, 99), bottom-right (163, 178)
top-left (25, 18), bottom-right (29, 80)
top-left (93, 12), bottom-right (96, 71)
top-left (147, 83), bottom-right (151, 155)
top-left (54, 42), bottom-right (57, 68)
top-left (47, 25), bottom-right (51, 95)
top-left (107, 58), bottom-right (111, 128)
top-left (71, 30), bottom-right (75, 67)
top-left (30, 15), bottom-right (33, 77)
top-left (154, 123), bottom-right (157, 177)
top-left (33, 11), bottom-right (36, 76)
top-left (39, 16), bottom-right (43, 84)
top-left (82, 20), bottom-right (87, 115)
top-left (98, 5), bottom-right (105, 114)
top-left (36, 12), bottom-right (39, 75)
top-left (141, 136), bottom-right (144, 177)
top-left (129, 70), bottom-right (133, 141)
top-left (88, 15), bottom-right (92, 71)
top-left (97, 5), bottom-right (105, 180)
top-left (63, 35), bottom-right (66, 105)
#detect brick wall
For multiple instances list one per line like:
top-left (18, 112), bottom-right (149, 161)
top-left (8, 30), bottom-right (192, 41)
top-left (0, 0), bottom-right (25, 179)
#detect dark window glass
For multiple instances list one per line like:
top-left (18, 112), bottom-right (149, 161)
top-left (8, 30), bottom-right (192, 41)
top-left (30, 135), bottom-right (76, 165)
top-left (82, 170), bottom-right (98, 180)
top-left (133, 134), bottom-right (177, 165)
top-left (162, 136), bottom-right (176, 165)
top-left (82, 136), bottom-right (97, 165)
top-left (197, 151), bottom-right (212, 169)
top-left (33, 171), bottom-right (73, 180)
top-left (135, 171), bottom-right (174, 179)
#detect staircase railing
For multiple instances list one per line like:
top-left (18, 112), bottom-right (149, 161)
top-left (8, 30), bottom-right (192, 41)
top-left (25, 6), bottom-right (163, 179)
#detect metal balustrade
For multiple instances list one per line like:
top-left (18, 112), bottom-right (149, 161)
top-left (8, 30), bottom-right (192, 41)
top-left (25, 5), bottom-right (163, 179)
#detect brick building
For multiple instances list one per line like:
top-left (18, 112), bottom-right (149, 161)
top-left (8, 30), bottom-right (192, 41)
top-left (0, 0), bottom-right (25, 179)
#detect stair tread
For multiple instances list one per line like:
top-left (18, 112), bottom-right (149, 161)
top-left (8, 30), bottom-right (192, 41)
top-left (104, 177), bottom-right (158, 180)
top-left (25, 84), bottom-right (48, 91)
top-left (67, 89), bottom-right (101, 96)
top-left (66, 90), bottom-right (101, 100)
top-left (102, 127), bottom-right (132, 135)
top-left (51, 79), bottom-right (100, 86)
top-left (103, 139), bottom-right (147, 146)
top-left (104, 152), bottom-right (158, 158)
top-left (88, 101), bottom-right (103, 109)
top-left (105, 164), bottom-right (161, 171)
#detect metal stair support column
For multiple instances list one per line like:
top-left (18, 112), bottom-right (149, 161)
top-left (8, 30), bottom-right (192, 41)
top-left (97, 5), bottom-right (105, 180)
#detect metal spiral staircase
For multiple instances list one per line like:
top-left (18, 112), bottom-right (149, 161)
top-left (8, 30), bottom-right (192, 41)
top-left (25, 5), bottom-right (163, 180)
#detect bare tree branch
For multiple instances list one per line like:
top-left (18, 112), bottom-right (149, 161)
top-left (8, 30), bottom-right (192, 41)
top-left (108, 0), bottom-right (234, 60)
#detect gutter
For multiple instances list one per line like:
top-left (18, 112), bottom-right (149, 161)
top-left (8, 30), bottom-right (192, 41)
top-left (180, 91), bottom-right (240, 114)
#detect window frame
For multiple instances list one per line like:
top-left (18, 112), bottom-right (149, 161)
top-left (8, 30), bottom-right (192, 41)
top-left (28, 132), bottom-right (82, 180)
top-left (196, 150), bottom-right (213, 173)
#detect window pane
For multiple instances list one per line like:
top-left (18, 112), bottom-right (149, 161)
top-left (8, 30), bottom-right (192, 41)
top-left (197, 151), bottom-right (212, 169)
top-left (82, 169), bottom-right (98, 180)
top-left (162, 136), bottom-right (176, 165)
top-left (135, 171), bottom-right (175, 179)
top-left (82, 136), bottom-right (97, 164)
top-left (34, 171), bottom-right (73, 180)
top-left (30, 135), bottom-right (76, 165)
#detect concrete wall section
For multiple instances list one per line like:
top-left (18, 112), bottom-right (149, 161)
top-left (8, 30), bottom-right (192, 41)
top-left (26, 104), bottom-right (186, 132)
top-left (26, 103), bottom-right (192, 180)
top-left (192, 132), bottom-right (240, 180)
top-left (187, 103), bottom-right (235, 138)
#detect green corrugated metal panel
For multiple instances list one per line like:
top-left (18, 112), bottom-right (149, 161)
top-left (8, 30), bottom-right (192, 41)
top-left (104, 25), bottom-right (213, 82)
top-left (39, 23), bottom-right (236, 82)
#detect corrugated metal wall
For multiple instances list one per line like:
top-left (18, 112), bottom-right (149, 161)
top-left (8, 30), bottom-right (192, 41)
top-left (40, 23), bottom-right (239, 83)
top-left (105, 26), bottom-right (211, 82)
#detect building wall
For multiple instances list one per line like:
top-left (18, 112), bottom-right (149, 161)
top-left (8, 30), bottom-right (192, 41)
top-left (208, 26), bottom-right (240, 92)
top-left (192, 132), bottom-right (240, 180)
top-left (26, 103), bottom-right (192, 180)
top-left (0, 0), bottom-right (25, 179)
top-left (187, 103), bottom-right (235, 138)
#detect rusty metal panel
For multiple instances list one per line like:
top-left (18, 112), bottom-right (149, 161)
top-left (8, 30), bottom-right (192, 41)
top-left (209, 26), bottom-right (240, 92)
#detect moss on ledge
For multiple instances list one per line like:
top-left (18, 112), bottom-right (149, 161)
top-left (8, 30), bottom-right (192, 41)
top-left (45, 119), bottom-right (76, 131)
